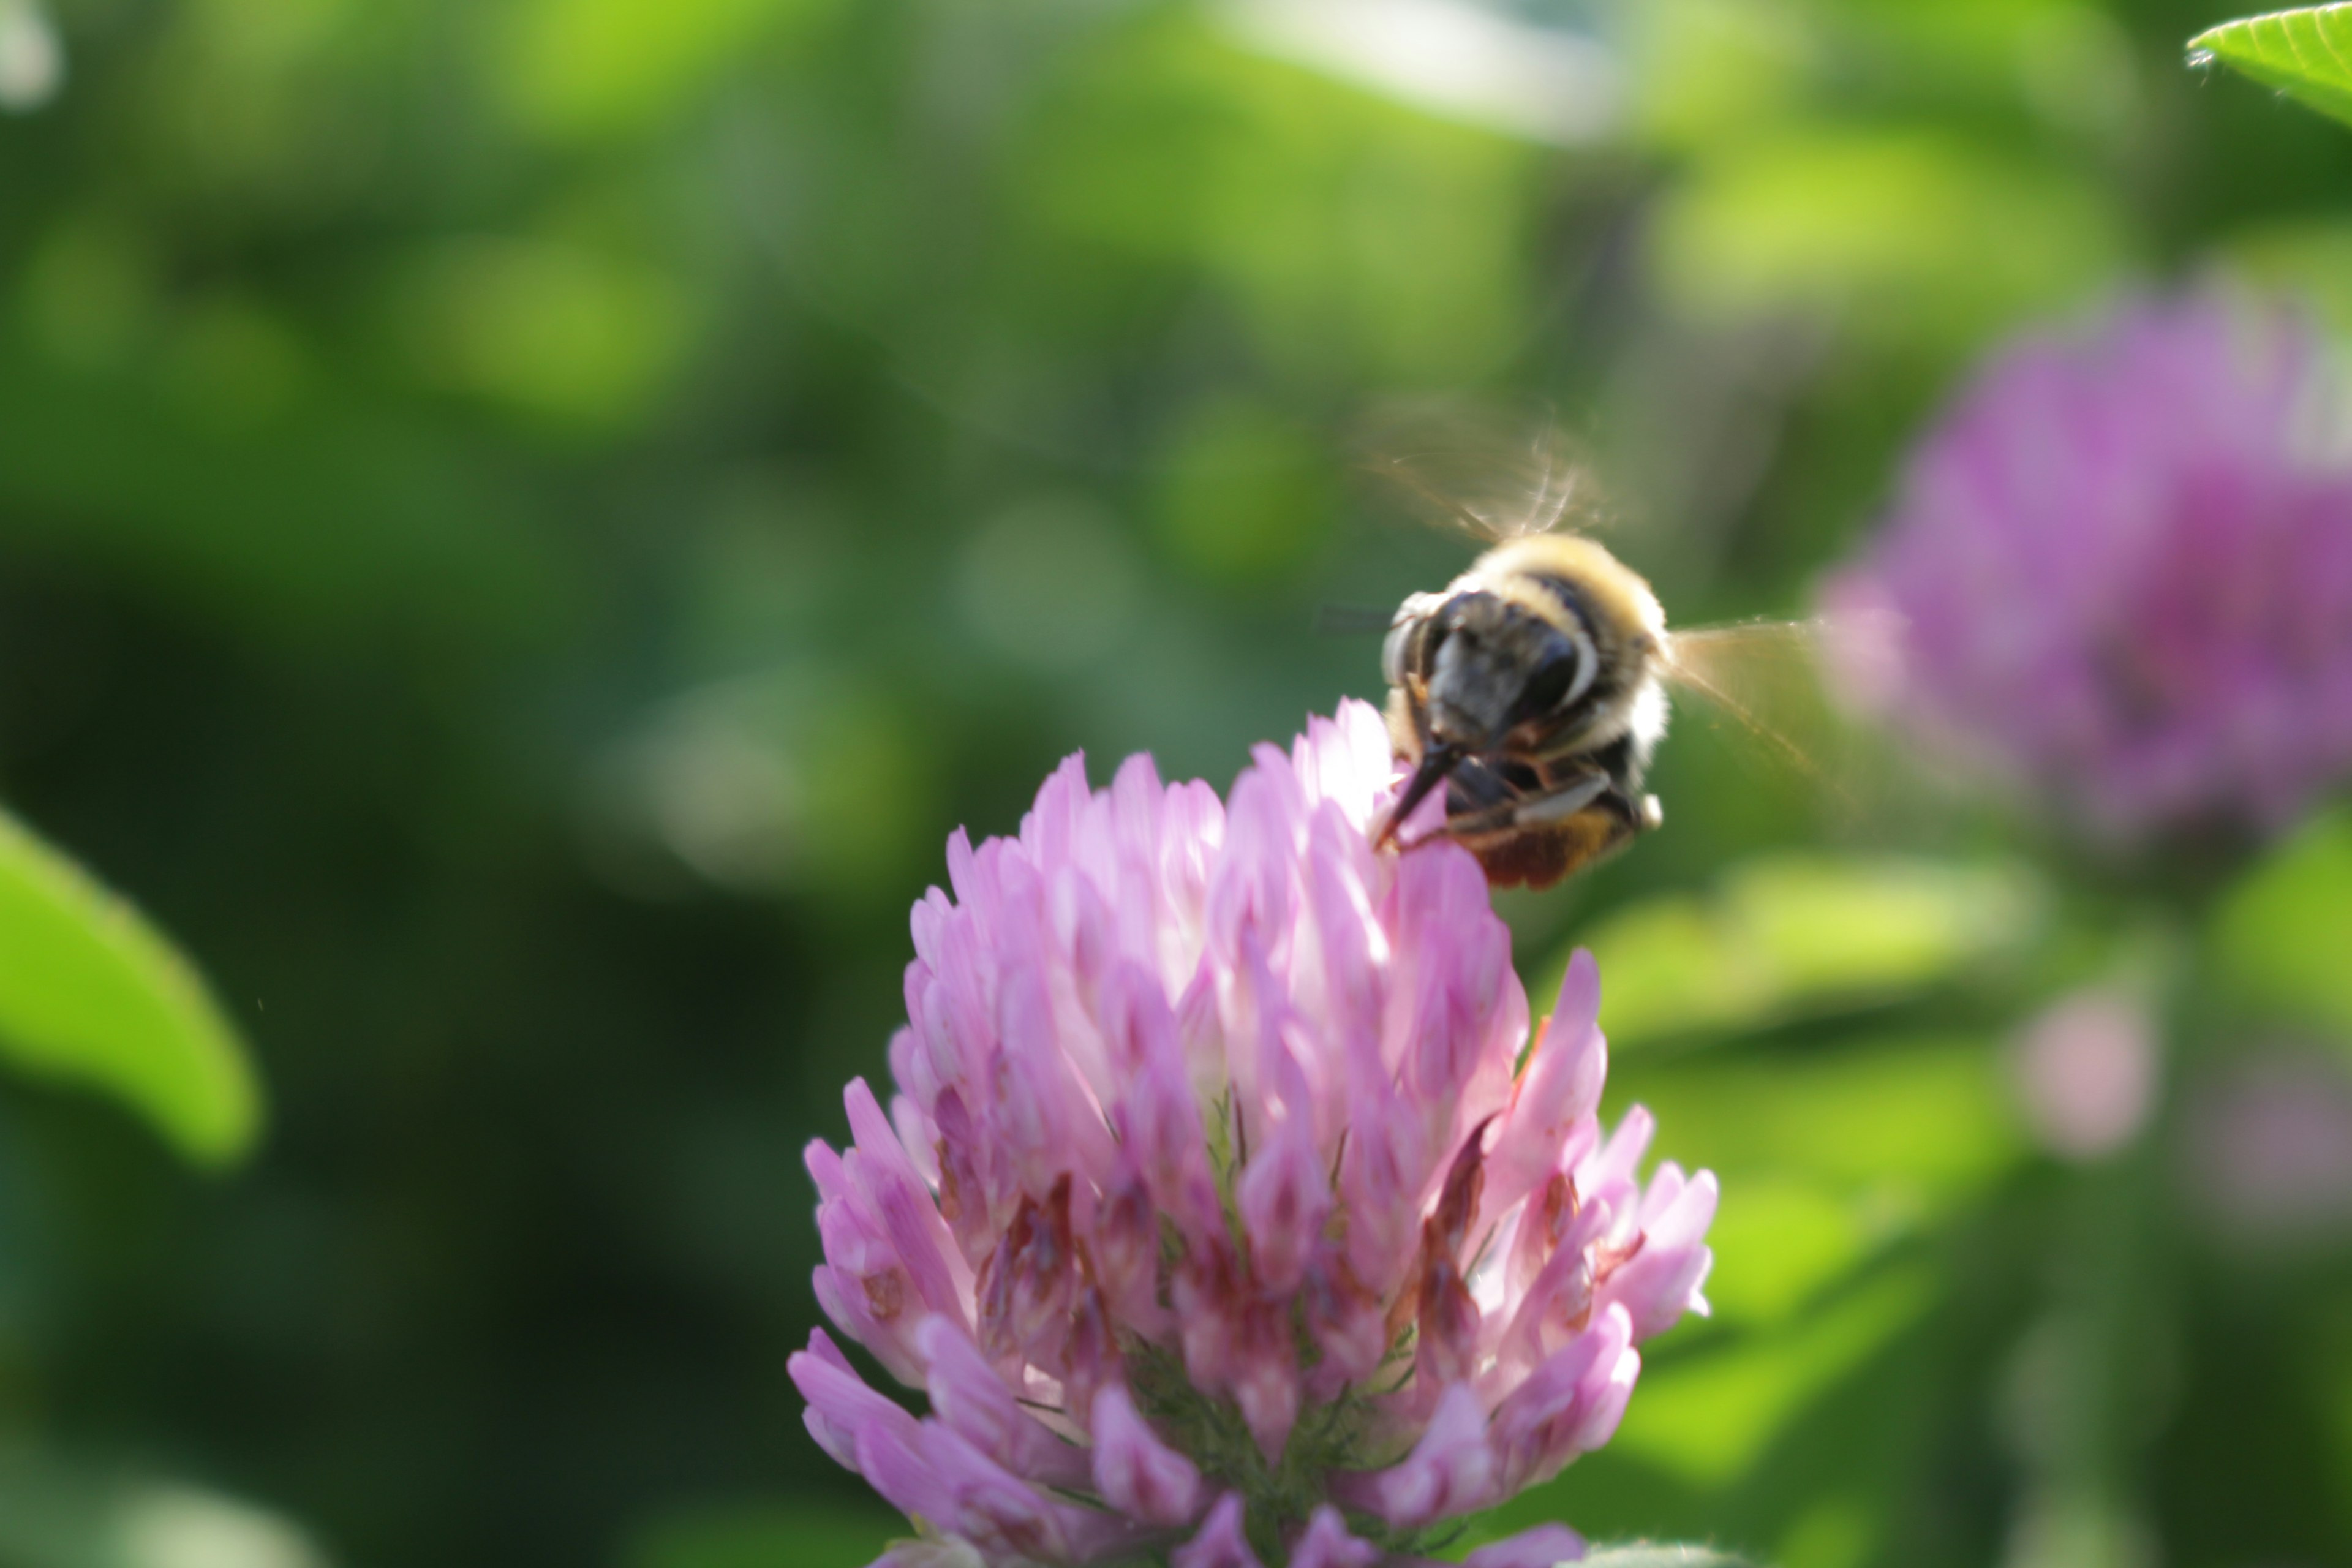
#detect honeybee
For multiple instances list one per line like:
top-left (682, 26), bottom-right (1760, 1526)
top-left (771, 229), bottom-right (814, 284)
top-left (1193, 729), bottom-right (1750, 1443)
top-left (1371, 430), bottom-right (1839, 889)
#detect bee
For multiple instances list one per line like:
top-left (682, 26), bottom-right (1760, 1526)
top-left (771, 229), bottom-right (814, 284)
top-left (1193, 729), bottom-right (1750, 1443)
top-left (1370, 429), bottom-right (1838, 889)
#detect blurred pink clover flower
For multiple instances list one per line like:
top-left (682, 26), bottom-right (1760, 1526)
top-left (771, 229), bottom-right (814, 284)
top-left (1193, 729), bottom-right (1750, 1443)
top-left (1823, 287), bottom-right (2352, 843)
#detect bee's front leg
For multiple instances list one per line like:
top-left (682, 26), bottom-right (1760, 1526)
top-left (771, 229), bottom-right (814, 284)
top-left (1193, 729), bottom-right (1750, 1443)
top-left (1441, 764), bottom-right (1659, 890)
top-left (1417, 764), bottom-right (1610, 844)
top-left (1503, 772), bottom-right (1613, 827)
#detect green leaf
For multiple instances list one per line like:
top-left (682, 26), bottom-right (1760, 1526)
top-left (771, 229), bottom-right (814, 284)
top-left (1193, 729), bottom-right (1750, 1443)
top-left (1700, 1177), bottom-right (1883, 1329)
top-left (1608, 1264), bottom-right (1936, 1487)
top-left (0, 809), bottom-right (260, 1166)
top-left (1650, 129), bottom-right (2123, 345)
top-left (1617, 1035), bottom-right (2025, 1202)
top-left (501, 0), bottom-right (843, 141)
top-left (2191, 6), bottom-right (2352, 130)
top-left (1550, 855), bottom-right (2046, 1048)
top-left (2209, 805), bottom-right (2352, 1041)
top-left (1022, 13), bottom-right (1539, 385)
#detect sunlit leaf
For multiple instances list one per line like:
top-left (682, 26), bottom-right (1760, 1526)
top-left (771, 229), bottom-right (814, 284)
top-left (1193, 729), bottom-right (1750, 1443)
top-left (502, 0), bottom-right (840, 140)
top-left (1652, 129), bottom-right (2124, 342)
top-left (1212, 0), bottom-right (1627, 148)
top-left (1618, 1035), bottom-right (2024, 1202)
top-left (2209, 805), bottom-right (2352, 1041)
top-left (1610, 1264), bottom-right (1936, 1487)
top-left (1701, 1177), bottom-right (1882, 1328)
top-left (1629, 0), bottom-right (1809, 152)
top-left (2190, 6), bottom-right (2352, 130)
top-left (1731, 857), bottom-right (2031, 1000)
top-left (1554, 855), bottom-right (2046, 1047)
top-left (1019, 12), bottom-right (1537, 384)
top-left (0, 809), bottom-right (260, 1165)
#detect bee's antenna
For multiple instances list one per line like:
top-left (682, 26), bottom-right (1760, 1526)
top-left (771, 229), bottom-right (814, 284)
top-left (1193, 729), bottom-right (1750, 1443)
top-left (1378, 744), bottom-right (1466, 850)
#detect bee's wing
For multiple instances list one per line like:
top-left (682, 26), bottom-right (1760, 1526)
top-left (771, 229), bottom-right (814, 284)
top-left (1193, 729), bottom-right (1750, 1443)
top-left (1660, 618), bottom-right (1864, 805)
top-left (1354, 402), bottom-right (1611, 544)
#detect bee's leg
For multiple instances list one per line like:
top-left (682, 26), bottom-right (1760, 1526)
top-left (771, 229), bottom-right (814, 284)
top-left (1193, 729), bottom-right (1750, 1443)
top-left (1417, 768), bottom-right (1609, 850)
top-left (1426, 758), bottom-right (1520, 832)
top-left (1503, 772), bottom-right (1613, 827)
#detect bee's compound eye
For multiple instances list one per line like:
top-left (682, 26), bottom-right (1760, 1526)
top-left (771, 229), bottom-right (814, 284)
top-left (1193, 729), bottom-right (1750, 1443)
top-left (1510, 647), bottom-right (1584, 724)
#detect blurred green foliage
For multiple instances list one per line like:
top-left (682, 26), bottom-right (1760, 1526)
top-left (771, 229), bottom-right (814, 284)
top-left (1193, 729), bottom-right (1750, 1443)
top-left (1, 0), bottom-right (2351, 1566)
top-left (0, 1447), bottom-right (325, 1568)
top-left (0, 807), bottom-right (257, 1165)
top-left (620, 1498), bottom-right (902, 1568)
top-left (2209, 805), bottom-right (2352, 1041)
top-left (1556, 854), bottom-right (2046, 1046)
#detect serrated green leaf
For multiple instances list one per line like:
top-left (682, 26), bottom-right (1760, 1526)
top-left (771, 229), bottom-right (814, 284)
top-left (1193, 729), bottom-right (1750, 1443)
top-left (2191, 6), bottom-right (2352, 130)
top-left (2209, 805), bottom-right (2352, 1042)
top-left (0, 809), bottom-right (260, 1166)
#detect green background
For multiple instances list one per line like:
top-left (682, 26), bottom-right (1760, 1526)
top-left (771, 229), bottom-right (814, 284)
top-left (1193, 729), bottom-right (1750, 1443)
top-left (2, 1), bottom-right (2351, 1566)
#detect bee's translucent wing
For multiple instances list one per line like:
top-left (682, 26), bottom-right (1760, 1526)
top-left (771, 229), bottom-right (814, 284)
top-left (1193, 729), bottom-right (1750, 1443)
top-left (1354, 402), bottom-right (1612, 545)
top-left (1660, 618), bottom-right (1862, 805)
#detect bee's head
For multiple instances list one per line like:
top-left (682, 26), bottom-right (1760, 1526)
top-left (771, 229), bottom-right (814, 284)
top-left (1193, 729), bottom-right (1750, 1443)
top-left (1421, 590), bottom-right (1593, 753)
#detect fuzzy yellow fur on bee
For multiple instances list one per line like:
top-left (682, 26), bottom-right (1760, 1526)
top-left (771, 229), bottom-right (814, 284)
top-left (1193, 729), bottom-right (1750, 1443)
top-left (1375, 484), bottom-right (1844, 892)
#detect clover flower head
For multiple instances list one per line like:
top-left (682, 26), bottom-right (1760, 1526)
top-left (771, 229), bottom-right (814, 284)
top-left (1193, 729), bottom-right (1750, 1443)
top-left (1823, 287), bottom-right (2352, 843)
top-left (790, 701), bottom-right (1714, 1566)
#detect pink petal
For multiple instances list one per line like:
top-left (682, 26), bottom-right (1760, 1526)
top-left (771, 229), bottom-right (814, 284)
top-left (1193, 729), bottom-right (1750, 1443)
top-left (1490, 1305), bottom-right (1637, 1494)
top-left (1171, 1493), bottom-right (1265, 1568)
top-left (1464, 1522), bottom-right (1588, 1567)
top-left (851, 1415), bottom-right (954, 1526)
top-left (870, 1539), bottom-right (987, 1568)
top-left (1237, 1112), bottom-right (1330, 1294)
top-left (1600, 1170), bottom-right (1719, 1341)
top-left (915, 1317), bottom-right (1088, 1490)
top-left (1289, 1506), bottom-right (1381, 1568)
top-left (789, 1327), bottom-right (916, 1472)
top-left (1487, 951), bottom-right (1608, 1215)
top-left (1090, 1385), bottom-right (1204, 1527)
top-left (1332, 1381), bottom-right (1496, 1528)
